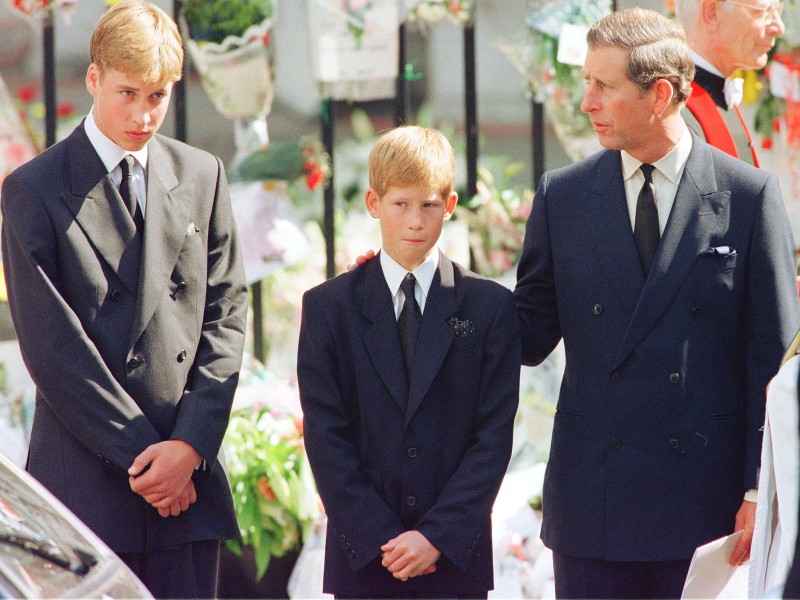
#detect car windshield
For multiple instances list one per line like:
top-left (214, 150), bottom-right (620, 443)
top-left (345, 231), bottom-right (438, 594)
top-left (0, 458), bottom-right (97, 597)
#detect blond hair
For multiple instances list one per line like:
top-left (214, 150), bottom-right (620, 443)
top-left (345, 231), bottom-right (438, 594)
top-left (90, 0), bottom-right (183, 85)
top-left (587, 8), bottom-right (695, 104)
top-left (368, 126), bottom-right (455, 199)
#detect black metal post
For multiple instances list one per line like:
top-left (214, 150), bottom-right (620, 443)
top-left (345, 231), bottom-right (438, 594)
top-left (43, 9), bottom-right (56, 148)
top-left (463, 22), bottom-right (477, 200)
top-left (322, 98), bottom-right (336, 279)
top-left (532, 99), bottom-right (545, 189)
top-left (251, 281), bottom-right (265, 363)
top-left (396, 23), bottom-right (407, 126)
top-left (173, 0), bottom-right (187, 142)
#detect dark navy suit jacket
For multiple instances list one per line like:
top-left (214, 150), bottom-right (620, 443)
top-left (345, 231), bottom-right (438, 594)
top-left (297, 251), bottom-right (520, 596)
top-left (514, 133), bottom-right (800, 562)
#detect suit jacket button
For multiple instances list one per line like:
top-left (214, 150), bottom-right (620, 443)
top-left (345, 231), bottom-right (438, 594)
top-left (127, 356), bottom-right (141, 369)
top-left (610, 438), bottom-right (622, 449)
top-left (592, 304), bottom-right (603, 315)
top-left (110, 290), bottom-right (121, 302)
top-left (669, 438), bottom-right (680, 449)
top-left (669, 373), bottom-right (680, 384)
top-left (176, 281), bottom-right (187, 294)
top-left (407, 447), bottom-right (417, 458)
top-left (406, 496), bottom-right (416, 507)
top-left (177, 349), bottom-right (187, 363)
top-left (691, 306), bottom-right (701, 318)
top-left (349, 549), bottom-right (356, 558)
top-left (340, 534), bottom-right (346, 543)
top-left (610, 371), bottom-right (622, 383)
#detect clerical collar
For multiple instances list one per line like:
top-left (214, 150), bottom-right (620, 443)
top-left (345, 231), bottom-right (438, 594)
top-left (693, 66), bottom-right (727, 110)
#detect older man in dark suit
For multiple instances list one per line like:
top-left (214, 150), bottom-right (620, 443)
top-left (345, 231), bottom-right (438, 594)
top-left (514, 8), bottom-right (800, 598)
top-left (0, 1), bottom-right (247, 598)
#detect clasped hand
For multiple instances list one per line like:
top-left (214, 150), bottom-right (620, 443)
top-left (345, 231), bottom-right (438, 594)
top-left (381, 531), bottom-right (440, 581)
top-left (128, 440), bottom-right (200, 517)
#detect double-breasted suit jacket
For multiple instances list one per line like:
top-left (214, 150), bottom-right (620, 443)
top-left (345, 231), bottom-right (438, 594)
top-left (0, 123), bottom-right (247, 552)
top-left (297, 252), bottom-right (520, 596)
top-left (514, 132), bottom-right (800, 562)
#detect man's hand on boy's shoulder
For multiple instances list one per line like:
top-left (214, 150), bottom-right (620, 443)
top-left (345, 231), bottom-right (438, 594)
top-left (380, 530), bottom-right (440, 581)
top-left (347, 248), bottom-right (378, 271)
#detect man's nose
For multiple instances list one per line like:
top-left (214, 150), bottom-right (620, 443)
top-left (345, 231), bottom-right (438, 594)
top-left (767, 12), bottom-right (785, 36)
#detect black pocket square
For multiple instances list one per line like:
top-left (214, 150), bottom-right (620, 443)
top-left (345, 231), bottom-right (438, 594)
top-left (447, 316), bottom-right (476, 337)
top-left (700, 246), bottom-right (736, 257)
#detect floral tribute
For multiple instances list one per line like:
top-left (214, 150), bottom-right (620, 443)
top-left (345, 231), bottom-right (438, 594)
top-left (232, 135), bottom-right (331, 190)
top-left (9, 0), bottom-right (79, 21)
top-left (755, 51), bottom-right (800, 150)
top-left (223, 359), bottom-right (319, 581)
top-left (406, 0), bottom-right (475, 26)
top-left (14, 85), bottom-right (76, 155)
top-left (497, 0), bottom-right (611, 162)
top-left (455, 157), bottom-right (533, 278)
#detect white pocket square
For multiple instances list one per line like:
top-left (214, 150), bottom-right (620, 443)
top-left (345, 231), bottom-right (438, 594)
top-left (700, 246), bottom-right (736, 257)
top-left (186, 222), bottom-right (200, 236)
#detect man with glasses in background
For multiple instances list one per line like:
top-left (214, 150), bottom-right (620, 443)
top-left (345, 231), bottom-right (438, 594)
top-left (675, 0), bottom-right (785, 167)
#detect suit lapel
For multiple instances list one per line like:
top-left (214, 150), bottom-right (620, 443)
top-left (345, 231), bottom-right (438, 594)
top-left (613, 136), bottom-right (731, 368)
top-left (405, 252), bottom-right (457, 426)
top-left (362, 257), bottom-right (409, 412)
top-left (63, 125), bottom-right (141, 293)
top-left (588, 151), bottom-right (646, 317)
top-left (128, 137), bottom-right (189, 346)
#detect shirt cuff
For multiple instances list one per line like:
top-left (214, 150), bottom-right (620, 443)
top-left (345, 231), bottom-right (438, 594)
top-left (744, 488), bottom-right (758, 503)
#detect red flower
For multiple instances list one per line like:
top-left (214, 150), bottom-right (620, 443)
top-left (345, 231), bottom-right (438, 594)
top-left (773, 118), bottom-right (782, 133)
top-left (262, 30), bottom-right (271, 47)
top-left (17, 85), bottom-right (37, 103)
top-left (449, 0), bottom-right (461, 12)
top-left (306, 167), bottom-right (323, 190)
top-left (257, 476), bottom-right (276, 500)
top-left (761, 138), bottom-right (773, 150)
top-left (56, 102), bottom-right (75, 118)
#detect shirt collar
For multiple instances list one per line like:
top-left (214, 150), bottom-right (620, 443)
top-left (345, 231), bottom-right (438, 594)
top-left (84, 108), bottom-right (149, 173)
top-left (620, 124), bottom-right (693, 185)
top-left (380, 249), bottom-right (439, 298)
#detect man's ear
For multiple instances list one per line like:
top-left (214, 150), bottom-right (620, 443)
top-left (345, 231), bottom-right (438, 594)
top-left (652, 79), bottom-right (676, 116)
top-left (443, 191), bottom-right (458, 221)
top-left (365, 188), bottom-right (381, 219)
top-left (701, 0), bottom-right (722, 27)
top-left (86, 63), bottom-right (100, 96)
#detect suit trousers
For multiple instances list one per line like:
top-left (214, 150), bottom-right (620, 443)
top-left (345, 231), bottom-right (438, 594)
top-left (552, 551), bottom-right (691, 599)
top-left (118, 540), bottom-right (220, 599)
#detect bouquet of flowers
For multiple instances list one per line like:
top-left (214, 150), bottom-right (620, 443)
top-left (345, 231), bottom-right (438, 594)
top-left (223, 360), bottom-right (319, 581)
top-left (455, 157), bottom-right (533, 278)
top-left (406, 0), bottom-right (475, 27)
top-left (231, 135), bottom-right (331, 191)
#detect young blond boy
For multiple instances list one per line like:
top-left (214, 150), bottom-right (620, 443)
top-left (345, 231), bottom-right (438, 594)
top-left (298, 126), bottom-right (520, 598)
top-left (1, 1), bottom-right (247, 597)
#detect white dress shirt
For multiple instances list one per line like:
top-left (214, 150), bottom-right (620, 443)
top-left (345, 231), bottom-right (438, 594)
top-left (84, 109), bottom-right (148, 216)
top-left (621, 124), bottom-right (693, 236)
top-left (380, 250), bottom-right (438, 319)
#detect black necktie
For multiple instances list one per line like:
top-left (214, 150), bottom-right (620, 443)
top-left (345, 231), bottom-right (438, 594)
top-left (398, 272), bottom-right (421, 380)
top-left (119, 155), bottom-right (144, 234)
top-left (634, 163), bottom-right (659, 278)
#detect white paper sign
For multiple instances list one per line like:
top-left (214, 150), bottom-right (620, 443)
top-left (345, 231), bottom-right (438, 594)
top-left (557, 23), bottom-right (589, 67)
top-left (308, 0), bottom-right (399, 93)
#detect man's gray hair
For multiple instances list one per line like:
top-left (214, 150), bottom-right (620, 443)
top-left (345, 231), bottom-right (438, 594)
top-left (587, 7), bottom-right (696, 103)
